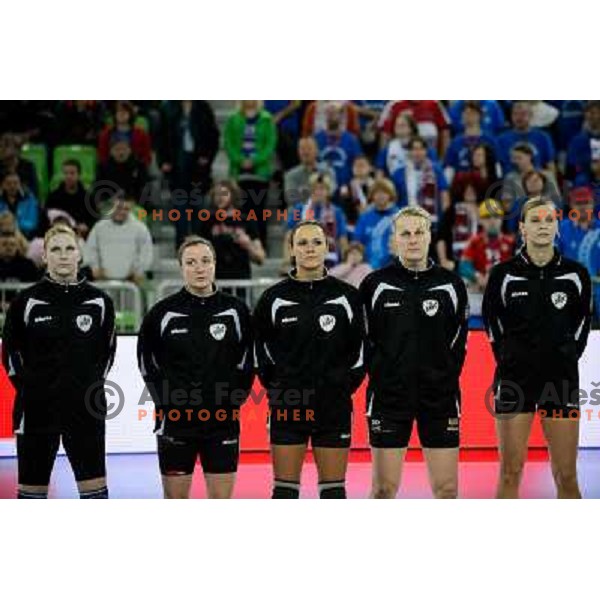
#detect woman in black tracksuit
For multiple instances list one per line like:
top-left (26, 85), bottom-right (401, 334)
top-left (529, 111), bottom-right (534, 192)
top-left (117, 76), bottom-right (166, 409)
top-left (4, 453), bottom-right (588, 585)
top-left (253, 220), bottom-right (366, 499)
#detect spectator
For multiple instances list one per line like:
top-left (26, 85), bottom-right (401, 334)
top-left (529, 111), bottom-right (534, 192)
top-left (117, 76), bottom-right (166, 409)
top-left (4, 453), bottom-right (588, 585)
top-left (392, 136), bottom-right (450, 229)
top-left (55, 101), bottom-right (106, 144)
top-left (198, 180), bottom-right (266, 280)
top-left (98, 101), bottom-right (152, 167)
top-left (553, 100), bottom-right (586, 153)
top-left (376, 113), bottom-right (437, 179)
top-left (501, 143), bottom-right (559, 201)
top-left (302, 101), bottom-right (360, 137)
top-left (264, 101), bottom-right (302, 171)
top-left (329, 241), bottom-right (373, 288)
top-left (557, 187), bottom-right (599, 262)
top-left (84, 194), bottom-right (153, 285)
top-left (285, 173), bottom-right (348, 269)
top-left (0, 134), bottom-right (38, 196)
top-left (450, 142), bottom-right (500, 202)
top-left (437, 182), bottom-right (480, 270)
top-left (159, 100), bottom-right (219, 198)
top-left (314, 103), bottom-right (362, 187)
top-left (459, 200), bottom-right (515, 292)
top-left (46, 159), bottom-right (96, 236)
top-left (0, 212), bottom-right (28, 256)
top-left (224, 100), bottom-right (277, 248)
top-left (0, 172), bottom-right (40, 239)
top-left (496, 100), bottom-right (556, 173)
top-left (448, 100), bottom-right (506, 136)
top-left (352, 177), bottom-right (399, 269)
top-left (444, 101), bottom-right (498, 181)
top-left (380, 100), bottom-right (451, 156)
top-left (351, 100), bottom-right (388, 160)
top-left (574, 155), bottom-right (600, 201)
top-left (284, 136), bottom-right (337, 206)
top-left (340, 155), bottom-right (375, 230)
top-left (567, 101), bottom-right (600, 182)
top-left (0, 231), bottom-right (38, 282)
top-left (95, 140), bottom-right (148, 203)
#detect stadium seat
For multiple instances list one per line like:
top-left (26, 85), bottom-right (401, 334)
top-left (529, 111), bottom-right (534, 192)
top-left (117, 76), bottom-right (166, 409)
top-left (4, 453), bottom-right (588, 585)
top-left (21, 143), bottom-right (49, 202)
top-left (115, 311), bottom-right (137, 333)
top-left (51, 145), bottom-right (97, 190)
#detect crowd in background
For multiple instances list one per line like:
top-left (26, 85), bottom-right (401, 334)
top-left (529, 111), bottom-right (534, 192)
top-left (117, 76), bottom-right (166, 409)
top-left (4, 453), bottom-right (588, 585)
top-left (1, 99), bottom-right (599, 318)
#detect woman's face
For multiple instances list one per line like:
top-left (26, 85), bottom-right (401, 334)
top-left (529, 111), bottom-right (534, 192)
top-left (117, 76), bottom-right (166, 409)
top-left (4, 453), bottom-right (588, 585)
top-left (291, 224), bottom-right (327, 273)
top-left (115, 107), bottom-right (131, 126)
top-left (372, 189), bottom-right (392, 210)
top-left (525, 174), bottom-right (544, 195)
top-left (472, 147), bottom-right (486, 169)
top-left (43, 233), bottom-right (80, 280)
top-left (214, 186), bottom-right (233, 210)
top-left (394, 116), bottom-right (412, 140)
top-left (181, 243), bottom-right (216, 293)
top-left (311, 183), bottom-right (329, 204)
top-left (520, 202), bottom-right (558, 247)
top-left (409, 142), bottom-right (427, 164)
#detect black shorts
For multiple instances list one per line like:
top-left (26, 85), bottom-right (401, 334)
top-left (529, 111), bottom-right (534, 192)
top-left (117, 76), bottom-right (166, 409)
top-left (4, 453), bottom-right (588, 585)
top-left (368, 413), bottom-right (460, 449)
top-left (268, 409), bottom-right (351, 448)
top-left (16, 431), bottom-right (106, 487)
top-left (157, 425), bottom-right (240, 476)
top-left (494, 380), bottom-right (581, 419)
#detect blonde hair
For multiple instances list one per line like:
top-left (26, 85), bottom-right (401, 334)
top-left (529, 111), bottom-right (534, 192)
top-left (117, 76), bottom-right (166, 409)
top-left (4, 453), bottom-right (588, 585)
top-left (520, 195), bottom-right (557, 222)
top-left (43, 224), bottom-right (78, 249)
top-left (368, 177), bottom-right (397, 203)
top-left (393, 206), bottom-right (432, 230)
top-left (308, 172), bottom-right (334, 196)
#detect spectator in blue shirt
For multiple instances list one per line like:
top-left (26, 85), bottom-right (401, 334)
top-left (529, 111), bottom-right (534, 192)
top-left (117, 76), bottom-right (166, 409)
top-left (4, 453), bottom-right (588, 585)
top-left (284, 172), bottom-right (348, 270)
top-left (497, 101), bottom-right (556, 174)
top-left (449, 100), bottom-right (505, 136)
top-left (392, 136), bottom-right (450, 229)
top-left (444, 101), bottom-right (498, 181)
top-left (0, 172), bottom-right (40, 239)
top-left (557, 187), bottom-right (599, 263)
top-left (352, 177), bottom-right (399, 269)
top-left (566, 101), bottom-right (600, 182)
top-left (314, 103), bottom-right (362, 187)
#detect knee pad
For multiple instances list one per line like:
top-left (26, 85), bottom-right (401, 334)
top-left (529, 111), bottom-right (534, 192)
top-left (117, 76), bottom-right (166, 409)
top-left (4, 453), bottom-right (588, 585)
top-left (272, 479), bottom-right (300, 499)
top-left (318, 480), bottom-right (346, 499)
top-left (80, 485), bottom-right (109, 499)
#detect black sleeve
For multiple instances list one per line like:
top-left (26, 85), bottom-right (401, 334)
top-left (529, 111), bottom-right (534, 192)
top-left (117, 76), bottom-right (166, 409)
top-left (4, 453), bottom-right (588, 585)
top-left (99, 294), bottom-right (116, 378)
top-left (346, 290), bottom-right (367, 394)
top-left (136, 307), bottom-right (163, 404)
top-left (1, 293), bottom-right (25, 390)
top-left (482, 265), bottom-right (505, 363)
top-left (233, 301), bottom-right (255, 402)
top-left (252, 290), bottom-right (276, 388)
top-left (450, 276), bottom-right (469, 372)
top-left (358, 276), bottom-right (375, 371)
top-left (196, 101), bottom-right (220, 164)
top-left (575, 266), bottom-right (592, 359)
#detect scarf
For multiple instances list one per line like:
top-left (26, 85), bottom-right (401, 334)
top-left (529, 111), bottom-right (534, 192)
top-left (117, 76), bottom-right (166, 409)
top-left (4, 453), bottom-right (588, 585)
top-left (405, 158), bottom-right (439, 222)
top-left (386, 138), bottom-right (409, 175)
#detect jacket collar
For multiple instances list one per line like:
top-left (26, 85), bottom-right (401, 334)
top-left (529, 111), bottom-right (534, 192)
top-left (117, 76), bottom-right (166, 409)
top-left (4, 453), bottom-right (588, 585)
top-left (518, 247), bottom-right (562, 268)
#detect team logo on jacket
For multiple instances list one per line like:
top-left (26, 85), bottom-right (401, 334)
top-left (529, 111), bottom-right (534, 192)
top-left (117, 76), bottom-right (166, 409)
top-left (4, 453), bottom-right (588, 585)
top-left (422, 299), bottom-right (439, 317)
top-left (76, 314), bottom-right (93, 332)
top-left (551, 292), bottom-right (567, 309)
top-left (209, 323), bottom-right (227, 340)
top-left (319, 314), bottom-right (336, 332)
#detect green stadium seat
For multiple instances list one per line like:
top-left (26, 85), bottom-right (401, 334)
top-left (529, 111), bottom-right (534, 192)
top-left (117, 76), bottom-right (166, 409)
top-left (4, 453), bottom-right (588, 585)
top-left (52, 145), bottom-right (97, 191)
top-left (115, 311), bottom-right (137, 333)
top-left (21, 143), bottom-right (49, 202)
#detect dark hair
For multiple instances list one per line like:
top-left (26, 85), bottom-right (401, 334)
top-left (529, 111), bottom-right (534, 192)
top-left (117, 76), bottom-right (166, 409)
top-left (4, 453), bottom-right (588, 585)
top-left (585, 100), bottom-right (600, 112)
top-left (1, 170), bottom-right (20, 183)
top-left (394, 112), bottom-right (419, 137)
top-left (463, 100), bottom-right (482, 115)
top-left (209, 180), bottom-right (241, 209)
top-left (512, 143), bottom-right (534, 158)
top-left (114, 100), bottom-right (135, 125)
top-left (177, 235), bottom-right (217, 265)
top-left (62, 159), bottom-right (81, 174)
top-left (289, 219), bottom-right (327, 247)
top-left (522, 170), bottom-right (547, 194)
top-left (407, 135), bottom-right (428, 150)
top-left (471, 142), bottom-right (498, 185)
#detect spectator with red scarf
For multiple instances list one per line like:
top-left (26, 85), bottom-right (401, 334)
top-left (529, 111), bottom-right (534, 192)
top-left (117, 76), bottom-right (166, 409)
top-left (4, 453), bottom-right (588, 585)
top-left (98, 101), bottom-right (152, 167)
top-left (392, 136), bottom-right (450, 230)
top-left (379, 100), bottom-right (451, 156)
top-left (459, 199), bottom-right (515, 291)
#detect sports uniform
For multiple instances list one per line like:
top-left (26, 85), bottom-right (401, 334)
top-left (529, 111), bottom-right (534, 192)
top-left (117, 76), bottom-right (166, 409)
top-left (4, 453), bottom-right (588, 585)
top-left (482, 249), bottom-right (592, 416)
top-left (137, 287), bottom-right (253, 476)
top-left (253, 269), bottom-right (366, 448)
top-left (360, 258), bottom-right (469, 448)
top-left (1, 276), bottom-right (116, 493)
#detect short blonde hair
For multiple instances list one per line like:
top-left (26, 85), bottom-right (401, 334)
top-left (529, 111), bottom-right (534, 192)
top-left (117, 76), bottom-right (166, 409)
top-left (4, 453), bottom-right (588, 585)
top-left (309, 172), bottom-right (334, 196)
top-left (368, 178), bottom-right (397, 203)
top-left (393, 206), bottom-right (432, 230)
top-left (520, 195), bottom-right (557, 222)
top-left (44, 224), bottom-right (78, 249)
